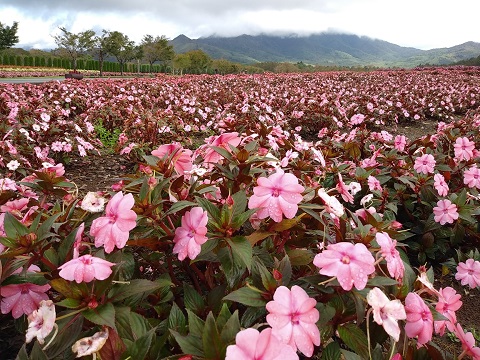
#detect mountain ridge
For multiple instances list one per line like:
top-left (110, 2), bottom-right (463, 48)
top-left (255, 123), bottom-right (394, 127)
top-left (170, 33), bottom-right (480, 68)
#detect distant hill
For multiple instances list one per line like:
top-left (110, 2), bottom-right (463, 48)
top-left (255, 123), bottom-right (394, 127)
top-left (170, 33), bottom-right (480, 68)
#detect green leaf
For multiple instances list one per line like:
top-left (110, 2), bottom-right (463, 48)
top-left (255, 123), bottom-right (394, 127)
top-left (226, 236), bottom-right (252, 271)
top-left (124, 328), bottom-right (155, 360)
top-left (3, 212), bottom-right (29, 239)
top-left (168, 302), bottom-right (187, 335)
top-left (203, 312), bottom-right (224, 360)
top-left (246, 230), bottom-right (274, 246)
top-left (110, 278), bottom-right (172, 303)
top-left (337, 323), bottom-right (369, 359)
top-left (50, 278), bottom-right (87, 299)
top-left (218, 247), bottom-right (246, 288)
top-left (231, 190), bottom-right (248, 217)
top-left (220, 310), bottom-right (241, 345)
top-left (183, 282), bottom-right (205, 314)
top-left (35, 213), bottom-right (62, 242)
top-left (209, 145), bottom-right (234, 162)
top-left (196, 196), bottom-right (220, 220)
top-left (269, 214), bottom-right (305, 232)
top-left (223, 286), bottom-right (267, 307)
top-left (321, 341), bottom-right (341, 360)
top-left (30, 341), bottom-right (48, 360)
top-left (45, 313), bottom-right (83, 359)
top-left (186, 309), bottom-right (205, 337)
top-left (286, 248), bottom-right (315, 266)
top-left (367, 276), bottom-right (400, 287)
top-left (216, 303), bottom-right (232, 331)
top-left (231, 208), bottom-right (257, 230)
top-left (340, 349), bottom-right (363, 360)
top-left (164, 200), bottom-right (198, 216)
top-left (83, 302), bottom-right (117, 330)
top-left (115, 306), bottom-right (152, 342)
top-left (170, 330), bottom-right (204, 357)
top-left (252, 259), bottom-right (276, 291)
top-left (55, 298), bottom-right (82, 309)
top-left (277, 254), bottom-right (292, 286)
top-left (108, 250), bottom-right (136, 281)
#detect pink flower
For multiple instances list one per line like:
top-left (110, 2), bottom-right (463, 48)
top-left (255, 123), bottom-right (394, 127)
top-left (367, 287), bottom-right (406, 341)
top-left (367, 175), bottom-right (382, 192)
top-left (434, 287), bottom-right (462, 336)
top-left (375, 232), bottom-right (405, 282)
top-left (455, 258), bottom-right (480, 289)
top-left (266, 286), bottom-right (320, 357)
top-left (173, 207), bottom-right (208, 261)
top-left (318, 189), bottom-right (344, 217)
top-left (313, 242), bottom-right (375, 291)
top-left (414, 154), bottom-right (436, 174)
top-left (453, 323), bottom-right (480, 359)
top-left (350, 113), bottom-right (365, 125)
top-left (394, 135), bottom-right (407, 152)
top-left (463, 166), bottom-right (480, 189)
top-left (404, 292), bottom-right (433, 345)
top-left (203, 132), bottom-right (241, 165)
top-left (248, 169), bottom-right (304, 223)
top-left (433, 173), bottom-right (449, 196)
top-left (58, 254), bottom-right (115, 283)
top-left (226, 327), bottom-right (298, 360)
top-left (90, 192), bottom-right (137, 253)
top-left (1, 283), bottom-right (51, 319)
top-left (336, 173), bottom-right (354, 203)
top-left (151, 142), bottom-right (193, 176)
top-left (454, 137), bottom-right (475, 162)
top-left (26, 300), bottom-right (56, 344)
top-left (433, 199), bottom-right (458, 225)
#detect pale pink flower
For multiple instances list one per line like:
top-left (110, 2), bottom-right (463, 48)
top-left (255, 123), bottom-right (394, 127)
top-left (248, 169), bottom-right (304, 223)
top-left (1, 283), bottom-right (51, 318)
top-left (368, 175), bottom-right (382, 192)
top-left (433, 173), bottom-right (449, 196)
top-left (394, 135), bottom-right (407, 152)
top-left (375, 232), bottom-right (405, 282)
top-left (266, 285), bottom-right (320, 357)
top-left (367, 287), bottom-right (406, 341)
top-left (90, 192), bottom-right (137, 253)
top-left (453, 323), bottom-right (480, 359)
top-left (280, 150), bottom-right (299, 167)
top-left (72, 329), bottom-right (109, 357)
top-left (203, 132), bottom-right (241, 165)
top-left (350, 113), bottom-right (365, 125)
top-left (313, 242), bottom-right (375, 291)
top-left (73, 223), bottom-right (85, 259)
top-left (404, 292), bottom-right (433, 345)
top-left (463, 166), bottom-right (480, 189)
top-left (455, 258), bottom-right (480, 289)
top-left (173, 207), bottom-right (208, 261)
top-left (151, 142), bottom-right (193, 176)
top-left (336, 173), bottom-right (354, 203)
top-left (414, 154), bottom-right (436, 174)
top-left (226, 328), bottom-right (298, 360)
top-left (0, 177), bottom-right (17, 191)
top-left (81, 192), bottom-right (106, 213)
top-left (42, 163), bottom-right (65, 177)
top-left (26, 300), bottom-right (56, 344)
top-left (454, 137), bottom-right (476, 162)
top-left (58, 254), bottom-right (115, 283)
top-left (433, 199), bottom-right (458, 225)
top-left (434, 287), bottom-right (462, 336)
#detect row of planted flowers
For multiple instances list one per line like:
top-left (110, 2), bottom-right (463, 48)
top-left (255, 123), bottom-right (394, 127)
top-left (1, 67), bottom-right (480, 172)
top-left (2, 105), bottom-right (480, 359)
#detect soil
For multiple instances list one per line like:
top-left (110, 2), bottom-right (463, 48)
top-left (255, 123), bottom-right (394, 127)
top-left (1, 119), bottom-right (478, 359)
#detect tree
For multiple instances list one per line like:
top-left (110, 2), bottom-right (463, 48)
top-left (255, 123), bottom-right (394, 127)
top-left (141, 35), bottom-right (175, 73)
top-left (105, 31), bottom-right (141, 75)
top-left (0, 21), bottom-right (19, 51)
top-left (91, 30), bottom-right (112, 77)
top-left (53, 27), bottom-right (95, 72)
top-left (173, 53), bottom-right (191, 75)
top-left (186, 50), bottom-right (211, 74)
top-left (211, 59), bottom-right (240, 75)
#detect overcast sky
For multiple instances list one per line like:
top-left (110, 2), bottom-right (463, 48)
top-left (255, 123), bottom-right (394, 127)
top-left (1, 0), bottom-right (479, 50)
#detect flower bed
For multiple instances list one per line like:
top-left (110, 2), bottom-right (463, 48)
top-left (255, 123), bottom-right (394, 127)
top-left (1, 68), bottom-right (480, 359)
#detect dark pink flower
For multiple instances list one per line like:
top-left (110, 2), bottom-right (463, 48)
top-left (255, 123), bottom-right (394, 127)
top-left (463, 166), bottom-right (480, 189)
top-left (404, 292), bottom-right (433, 345)
top-left (375, 232), bottom-right (405, 282)
top-left (266, 285), bottom-right (320, 357)
top-left (152, 142), bottom-right (193, 176)
top-left (226, 327), bottom-right (298, 360)
top-left (454, 137), bottom-right (475, 162)
top-left (173, 207), bottom-right (208, 261)
top-left (433, 173), bottom-right (449, 196)
top-left (434, 287), bottom-right (462, 336)
top-left (313, 242), bottom-right (375, 291)
top-left (455, 258), bottom-right (480, 289)
top-left (1, 283), bottom-right (51, 319)
top-left (433, 199), bottom-right (458, 225)
top-left (414, 154), bottom-right (436, 174)
top-left (367, 287), bottom-right (406, 341)
top-left (58, 254), bottom-right (115, 283)
top-left (248, 169), bottom-right (304, 223)
top-left (90, 192), bottom-right (137, 253)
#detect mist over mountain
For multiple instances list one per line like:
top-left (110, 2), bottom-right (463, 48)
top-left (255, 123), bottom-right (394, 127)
top-left (170, 33), bottom-right (480, 67)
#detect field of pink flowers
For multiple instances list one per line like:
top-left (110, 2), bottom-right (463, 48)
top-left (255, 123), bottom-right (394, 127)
top-left (1, 67), bottom-right (480, 359)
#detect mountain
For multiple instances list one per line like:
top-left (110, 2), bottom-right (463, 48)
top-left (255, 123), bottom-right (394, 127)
top-left (170, 33), bottom-right (480, 68)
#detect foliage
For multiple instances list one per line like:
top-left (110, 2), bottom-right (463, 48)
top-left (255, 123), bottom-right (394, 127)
top-left (0, 21), bottom-right (19, 51)
top-left (105, 31), bottom-right (142, 75)
top-left (53, 27), bottom-right (96, 72)
top-left (141, 35), bottom-right (175, 73)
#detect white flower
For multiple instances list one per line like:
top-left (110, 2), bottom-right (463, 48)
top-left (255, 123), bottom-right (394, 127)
top-left (360, 194), bottom-right (374, 207)
top-left (7, 160), bottom-right (20, 171)
top-left (72, 329), bottom-right (109, 358)
top-left (81, 192), bottom-right (106, 213)
top-left (26, 300), bottom-right (56, 345)
top-left (32, 124), bottom-right (41, 132)
top-left (318, 188), bottom-right (344, 217)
